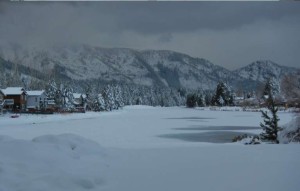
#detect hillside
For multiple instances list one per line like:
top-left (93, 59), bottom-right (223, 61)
top-left (234, 60), bottom-right (299, 83)
top-left (0, 44), bottom-right (298, 91)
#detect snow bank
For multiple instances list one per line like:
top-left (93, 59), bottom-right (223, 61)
top-left (123, 105), bottom-right (156, 110)
top-left (0, 110), bottom-right (121, 127)
top-left (106, 145), bottom-right (300, 191)
top-left (0, 134), bottom-right (107, 191)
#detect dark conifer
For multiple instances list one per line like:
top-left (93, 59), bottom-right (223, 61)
top-left (260, 92), bottom-right (282, 143)
top-left (186, 94), bottom-right (197, 108)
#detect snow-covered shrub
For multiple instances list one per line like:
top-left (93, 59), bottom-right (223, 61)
top-left (279, 115), bottom-right (300, 143)
top-left (242, 135), bottom-right (261, 145)
top-left (232, 134), bottom-right (248, 142)
top-left (232, 134), bottom-right (261, 145)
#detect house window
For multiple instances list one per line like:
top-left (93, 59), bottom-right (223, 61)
top-left (35, 97), bottom-right (38, 102)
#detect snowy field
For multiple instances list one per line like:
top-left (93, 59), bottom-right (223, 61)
top-left (0, 106), bottom-right (299, 191)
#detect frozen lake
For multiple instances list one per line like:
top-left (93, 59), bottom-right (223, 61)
top-left (161, 117), bottom-right (262, 143)
top-left (0, 106), bottom-right (293, 148)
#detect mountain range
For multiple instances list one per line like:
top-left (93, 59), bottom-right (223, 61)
top-left (0, 44), bottom-right (299, 91)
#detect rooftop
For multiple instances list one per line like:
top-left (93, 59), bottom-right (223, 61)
top-left (73, 93), bottom-right (82, 99)
top-left (0, 87), bottom-right (25, 96)
top-left (26, 90), bottom-right (45, 96)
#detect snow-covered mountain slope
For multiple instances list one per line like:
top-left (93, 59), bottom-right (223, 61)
top-left (0, 44), bottom-right (239, 90)
top-left (0, 44), bottom-right (298, 91)
top-left (234, 60), bottom-right (300, 83)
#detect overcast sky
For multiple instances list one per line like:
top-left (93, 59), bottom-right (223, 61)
top-left (0, 1), bottom-right (299, 69)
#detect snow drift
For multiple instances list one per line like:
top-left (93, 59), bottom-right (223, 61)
top-left (0, 134), bottom-right (107, 191)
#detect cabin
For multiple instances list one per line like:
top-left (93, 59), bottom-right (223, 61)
top-left (46, 98), bottom-right (56, 110)
top-left (73, 93), bottom-right (82, 105)
top-left (26, 90), bottom-right (48, 111)
top-left (234, 96), bottom-right (244, 106)
top-left (73, 93), bottom-right (86, 107)
top-left (71, 93), bottom-right (86, 112)
top-left (0, 87), bottom-right (27, 111)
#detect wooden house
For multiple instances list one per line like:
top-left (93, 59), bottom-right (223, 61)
top-left (73, 93), bottom-right (86, 107)
top-left (0, 87), bottom-right (27, 111)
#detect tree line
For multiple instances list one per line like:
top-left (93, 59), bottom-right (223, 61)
top-left (44, 80), bottom-right (186, 112)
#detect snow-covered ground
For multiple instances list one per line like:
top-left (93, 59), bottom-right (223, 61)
top-left (0, 106), bottom-right (299, 191)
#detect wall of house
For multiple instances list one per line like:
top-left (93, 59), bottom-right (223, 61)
top-left (3, 94), bottom-right (26, 110)
top-left (27, 96), bottom-right (39, 109)
top-left (27, 94), bottom-right (47, 110)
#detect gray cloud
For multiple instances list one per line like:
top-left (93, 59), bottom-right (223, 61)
top-left (0, 1), bottom-right (299, 69)
top-left (158, 33), bottom-right (173, 43)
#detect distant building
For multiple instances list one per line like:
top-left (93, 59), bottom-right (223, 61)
top-left (234, 96), bottom-right (244, 105)
top-left (26, 90), bottom-right (47, 111)
top-left (46, 98), bottom-right (56, 109)
top-left (73, 93), bottom-right (85, 106)
top-left (0, 87), bottom-right (27, 111)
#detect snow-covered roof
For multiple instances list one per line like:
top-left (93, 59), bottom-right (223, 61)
top-left (73, 93), bottom-right (82, 99)
top-left (47, 99), bottom-right (55, 105)
top-left (26, 90), bottom-right (45, 96)
top-left (73, 100), bottom-right (80, 105)
top-left (235, 97), bottom-right (244, 100)
top-left (0, 87), bottom-right (25, 96)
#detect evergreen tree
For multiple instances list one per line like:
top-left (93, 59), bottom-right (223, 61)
top-left (212, 82), bottom-right (234, 106)
top-left (204, 92), bottom-right (213, 106)
top-left (63, 85), bottom-right (75, 109)
top-left (45, 80), bottom-right (63, 108)
top-left (197, 93), bottom-right (206, 107)
top-left (260, 92), bottom-right (282, 144)
top-left (113, 85), bottom-right (124, 109)
top-left (263, 78), bottom-right (280, 99)
top-left (45, 80), bottom-right (57, 100)
top-left (102, 85), bottom-right (115, 111)
top-left (186, 93), bottom-right (197, 108)
top-left (94, 93), bottom-right (106, 111)
top-left (83, 84), bottom-right (94, 111)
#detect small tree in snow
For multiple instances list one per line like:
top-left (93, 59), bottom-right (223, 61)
top-left (260, 93), bottom-right (282, 144)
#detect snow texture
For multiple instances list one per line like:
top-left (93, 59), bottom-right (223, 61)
top-left (0, 106), bottom-right (299, 191)
top-left (0, 134), bottom-right (107, 191)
